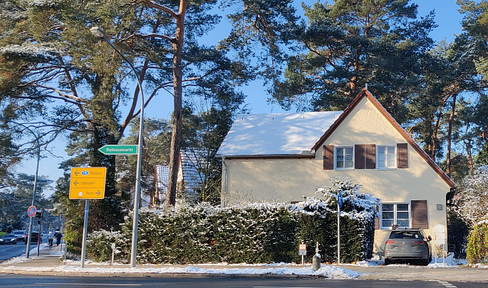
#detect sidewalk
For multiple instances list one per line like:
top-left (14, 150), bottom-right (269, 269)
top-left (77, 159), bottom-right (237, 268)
top-left (0, 244), bottom-right (357, 279)
top-left (1, 244), bottom-right (488, 282)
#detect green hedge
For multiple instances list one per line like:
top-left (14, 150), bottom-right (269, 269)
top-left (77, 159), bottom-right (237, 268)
top-left (87, 198), bottom-right (376, 264)
top-left (466, 221), bottom-right (488, 264)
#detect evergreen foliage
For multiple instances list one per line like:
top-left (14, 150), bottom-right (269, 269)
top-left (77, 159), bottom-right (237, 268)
top-left (466, 221), bottom-right (488, 264)
top-left (273, 0), bottom-right (435, 120)
top-left (87, 197), bottom-right (377, 264)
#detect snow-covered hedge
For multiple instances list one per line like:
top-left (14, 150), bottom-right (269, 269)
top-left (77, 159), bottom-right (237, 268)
top-left (87, 196), bottom-right (377, 264)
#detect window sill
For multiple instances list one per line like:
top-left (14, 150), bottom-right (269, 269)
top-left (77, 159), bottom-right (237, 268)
top-left (376, 167), bottom-right (397, 171)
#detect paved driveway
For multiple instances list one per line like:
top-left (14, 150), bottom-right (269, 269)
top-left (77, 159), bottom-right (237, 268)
top-left (340, 264), bottom-right (488, 282)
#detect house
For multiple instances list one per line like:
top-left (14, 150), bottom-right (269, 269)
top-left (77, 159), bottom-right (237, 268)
top-left (153, 149), bottom-right (206, 208)
top-left (216, 89), bottom-right (455, 255)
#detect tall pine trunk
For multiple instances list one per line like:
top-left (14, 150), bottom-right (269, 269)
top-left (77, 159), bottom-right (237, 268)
top-left (446, 93), bottom-right (457, 177)
top-left (166, 0), bottom-right (187, 208)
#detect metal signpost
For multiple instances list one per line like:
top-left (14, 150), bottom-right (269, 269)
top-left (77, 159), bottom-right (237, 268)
top-left (90, 26), bottom-right (145, 268)
top-left (299, 243), bottom-right (307, 265)
top-left (69, 167), bottom-right (107, 268)
top-left (337, 191), bottom-right (343, 264)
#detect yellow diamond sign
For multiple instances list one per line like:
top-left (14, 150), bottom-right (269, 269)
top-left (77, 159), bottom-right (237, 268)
top-left (69, 167), bottom-right (107, 199)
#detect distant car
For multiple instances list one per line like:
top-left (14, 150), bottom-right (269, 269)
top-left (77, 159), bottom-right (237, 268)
top-left (384, 229), bottom-right (432, 265)
top-left (0, 234), bottom-right (18, 245)
top-left (25, 232), bottom-right (41, 243)
top-left (12, 230), bottom-right (26, 242)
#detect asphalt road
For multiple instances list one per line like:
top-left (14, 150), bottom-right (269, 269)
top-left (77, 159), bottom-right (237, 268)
top-left (0, 241), bottom-right (28, 261)
top-left (0, 274), bottom-right (487, 288)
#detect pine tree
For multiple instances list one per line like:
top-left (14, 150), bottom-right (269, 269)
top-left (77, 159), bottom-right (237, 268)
top-left (273, 0), bottom-right (435, 121)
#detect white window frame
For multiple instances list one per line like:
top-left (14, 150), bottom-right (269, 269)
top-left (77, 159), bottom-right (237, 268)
top-left (335, 146), bottom-right (354, 170)
top-left (380, 202), bottom-right (411, 229)
top-left (377, 145), bottom-right (396, 169)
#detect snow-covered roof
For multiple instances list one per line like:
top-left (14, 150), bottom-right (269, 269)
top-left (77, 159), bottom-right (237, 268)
top-left (217, 111), bottom-right (343, 157)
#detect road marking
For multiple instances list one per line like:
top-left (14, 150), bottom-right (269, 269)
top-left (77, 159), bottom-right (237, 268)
top-left (437, 280), bottom-right (457, 288)
top-left (38, 284), bottom-right (141, 287)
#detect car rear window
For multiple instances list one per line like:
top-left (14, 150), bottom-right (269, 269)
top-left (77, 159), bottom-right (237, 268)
top-left (389, 231), bottom-right (422, 239)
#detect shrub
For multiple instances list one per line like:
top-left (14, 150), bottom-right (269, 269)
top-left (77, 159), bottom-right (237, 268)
top-left (466, 220), bottom-right (488, 264)
top-left (87, 196), bottom-right (377, 264)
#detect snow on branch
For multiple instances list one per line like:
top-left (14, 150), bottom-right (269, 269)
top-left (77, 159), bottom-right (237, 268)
top-left (0, 43), bottom-right (59, 60)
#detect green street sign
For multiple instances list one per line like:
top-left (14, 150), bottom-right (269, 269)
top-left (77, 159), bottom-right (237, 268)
top-left (98, 145), bottom-right (138, 155)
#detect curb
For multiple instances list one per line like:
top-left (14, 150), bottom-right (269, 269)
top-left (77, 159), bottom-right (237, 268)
top-left (0, 266), bottom-right (324, 279)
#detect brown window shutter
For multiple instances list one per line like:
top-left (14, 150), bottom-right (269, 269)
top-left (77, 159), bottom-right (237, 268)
top-left (374, 205), bottom-right (379, 229)
top-left (355, 144), bottom-right (376, 169)
top-left (366, 144), bottom-right (376, 169)
top-left (323, 145), bottom-right (334, 170)
top-left (355, 145), bottom-right (365, 169)
top-left (411, 200), bottom-right (428, 229)
top-left (397, 143), bottom-right (408, 168)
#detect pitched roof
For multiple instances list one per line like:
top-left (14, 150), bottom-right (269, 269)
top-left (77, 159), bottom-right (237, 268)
top-left (312, 88), bottom-right (455, 188)
top-left (217, 89), bottom-right (454, 188)
top-left (216, 111), bottom-right (342, 157)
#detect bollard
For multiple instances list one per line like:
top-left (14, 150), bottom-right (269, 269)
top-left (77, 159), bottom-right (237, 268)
top-left (111, 243), bottom-right (116, 266)
top-left (312, 242), bottom-right (321, 271)
top-left (312, 254), bottom-right (321, 271)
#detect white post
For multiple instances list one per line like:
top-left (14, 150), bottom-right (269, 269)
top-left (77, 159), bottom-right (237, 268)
top-left (81, 200), bottom-right (89, 268)
top-left (111, 242), bottom-right (116, 265)
top-left (337, 201), bottom-right (341, 264)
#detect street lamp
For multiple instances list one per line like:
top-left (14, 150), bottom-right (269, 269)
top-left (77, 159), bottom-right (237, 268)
top-left (90, 26), bottom-right (144, 267)
top-left (2, 121), bottom-right (41, 258)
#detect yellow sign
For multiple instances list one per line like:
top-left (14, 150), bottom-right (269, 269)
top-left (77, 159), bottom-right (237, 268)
top-left (69, 167), bottom-right (107, 199)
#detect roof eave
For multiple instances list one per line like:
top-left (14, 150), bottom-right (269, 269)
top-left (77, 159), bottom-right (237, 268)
top-left (216, 153), bottom-right (315, 159)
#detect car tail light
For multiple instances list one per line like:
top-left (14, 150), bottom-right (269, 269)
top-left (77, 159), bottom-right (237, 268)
top-left (413, 241), bottom-right (425, 244)
top-left (386, 240), bottom-right (396, 244)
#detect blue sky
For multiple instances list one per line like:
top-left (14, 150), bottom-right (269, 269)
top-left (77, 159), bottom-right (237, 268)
top-left (18, 0), bottom-right (465, 196)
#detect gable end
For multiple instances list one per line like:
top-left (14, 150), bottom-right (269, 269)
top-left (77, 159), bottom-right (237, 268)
top-left (312, 89), bottom-right (455, 188)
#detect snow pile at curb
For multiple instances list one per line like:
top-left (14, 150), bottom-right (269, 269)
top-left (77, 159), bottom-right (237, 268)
top-left (1, 261), bottom-right (360, 278)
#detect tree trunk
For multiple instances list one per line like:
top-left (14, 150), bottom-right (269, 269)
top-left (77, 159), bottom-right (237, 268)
top-left (431, 113), bottom-right (441, 161)
top-left (166, 0), bottom-right (187, 209)
top-left (446, 94), bottom-right (457, 177)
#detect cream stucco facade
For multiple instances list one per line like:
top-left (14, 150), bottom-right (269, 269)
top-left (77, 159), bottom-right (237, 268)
top-left (219, 90), bottom-right (454, 257)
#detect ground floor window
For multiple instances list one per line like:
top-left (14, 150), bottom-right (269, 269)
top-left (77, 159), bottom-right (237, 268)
top-left (381, 203), bottom-right (410, 229)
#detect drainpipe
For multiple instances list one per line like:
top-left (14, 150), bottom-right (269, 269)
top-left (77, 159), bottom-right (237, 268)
top-left (222, 156), bottom-right (228, 207)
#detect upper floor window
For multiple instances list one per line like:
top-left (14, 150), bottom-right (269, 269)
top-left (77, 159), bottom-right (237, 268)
top-left (323, 143), bottom-right (408, 171)
top-left (335, 146), bottom-right (353, 169)
top-left (377, 145), bottom-right (395, 169)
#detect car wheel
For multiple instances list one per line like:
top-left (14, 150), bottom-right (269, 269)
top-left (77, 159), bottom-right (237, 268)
top-left (420, 259), bottom-right (430, 266)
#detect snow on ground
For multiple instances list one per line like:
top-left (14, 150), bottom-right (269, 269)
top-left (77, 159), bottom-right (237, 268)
top-left (38, 264), bottom-right (361, 279)
top-left (1, 243), bottom-right (478, 279)
top-left (1, 243), bottom-right (360, 278)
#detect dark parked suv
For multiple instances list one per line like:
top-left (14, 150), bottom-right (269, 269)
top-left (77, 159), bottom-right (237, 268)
top-left (25, 232), bottom-right (41, 243)
top-left (384, 229), bottom-right (432, 265)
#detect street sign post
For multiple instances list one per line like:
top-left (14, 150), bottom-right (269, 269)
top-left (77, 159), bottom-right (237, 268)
top-left (27, 205), bottom-right (37, 218)
top-left (299, 243), bottom-right (307, 265)
top-left (337, 191), bottom-right (342, 264)
top-left (98, 145), bottom-right (137, 155)
top-left (69, 167), bottom-right (107, 200)
top-left (69, 167), bottom-right (107, 268)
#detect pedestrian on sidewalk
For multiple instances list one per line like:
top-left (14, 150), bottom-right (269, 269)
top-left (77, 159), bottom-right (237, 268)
top-left (54, 231), bottom-right (62, 246)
